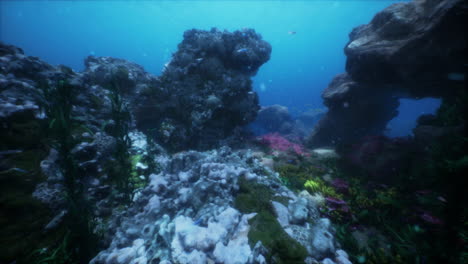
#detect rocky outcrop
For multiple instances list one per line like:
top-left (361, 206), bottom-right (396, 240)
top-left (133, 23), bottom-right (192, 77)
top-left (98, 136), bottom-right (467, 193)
top-left (309, 0), bottom-right (467, 147)
top-left (133, 28), bottom-right (271, 151)
top-left (77, 28), bottom-right (271, 151)
top-left (1, 27), bottom-right (271, 153)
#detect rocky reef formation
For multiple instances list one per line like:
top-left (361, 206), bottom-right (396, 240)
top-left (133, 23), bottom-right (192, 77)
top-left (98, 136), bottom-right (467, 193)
top-left (90, 147), bottom-right (351, 264)
top-left (1, 28), bottom-right (355, 264)
top-left (133, 28), bottom-right (271, 151)
top-left (0, 28), bottom-right (271, 263)
top-left (308, 0), bottom-right (467, 147)
top-left (3, 28), bottom-right (270, 153)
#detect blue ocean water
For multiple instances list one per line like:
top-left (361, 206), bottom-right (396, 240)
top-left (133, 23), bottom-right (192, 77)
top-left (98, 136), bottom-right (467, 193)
top-left (1, 0), bottom-right (437, 136)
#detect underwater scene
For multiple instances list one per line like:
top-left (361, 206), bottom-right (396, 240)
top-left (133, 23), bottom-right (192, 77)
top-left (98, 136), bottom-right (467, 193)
top-left (0, 0), bottom-right (466, 263)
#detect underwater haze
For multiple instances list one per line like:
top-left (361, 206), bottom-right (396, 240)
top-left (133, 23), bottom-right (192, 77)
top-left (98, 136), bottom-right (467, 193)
top-left (1, 0), bottom-right (438, 136)
top-left (2, 1), bottom-right (466, 264)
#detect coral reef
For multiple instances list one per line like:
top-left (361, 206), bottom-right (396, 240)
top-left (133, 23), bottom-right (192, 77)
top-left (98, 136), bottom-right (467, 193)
top-left (90, 147), bottom-right (351, 264)
top-left (0, 29), bottom-right (272, 263)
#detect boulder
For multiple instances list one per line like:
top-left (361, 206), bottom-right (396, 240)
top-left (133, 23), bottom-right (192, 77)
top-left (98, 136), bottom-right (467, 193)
top-left (254, 105), bottom-right (294, 134)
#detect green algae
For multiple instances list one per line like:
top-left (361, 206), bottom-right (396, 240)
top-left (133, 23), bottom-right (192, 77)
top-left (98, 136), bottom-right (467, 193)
top-left (234, 176), bottom-right (308, 263)
top-left (0, 149), bottom-right (54, 263)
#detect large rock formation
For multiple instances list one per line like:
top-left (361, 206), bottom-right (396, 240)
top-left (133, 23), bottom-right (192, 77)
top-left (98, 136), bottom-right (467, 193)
top-left (1, 28), bottom-right (271, 152)
top-left (309, 0), bottom-right (466, 147)
top-left (134, 28), bottom-right (271, 151)
top-left (0, 28), bottom-right (271, 262)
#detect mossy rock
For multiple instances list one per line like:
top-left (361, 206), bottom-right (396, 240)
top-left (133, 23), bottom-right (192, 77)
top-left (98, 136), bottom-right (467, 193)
top-left (234, 177), bottom-right (308, 263)
top-left (0, 149), bottom-right (57, 263)
top-left (248, 211), bottom-right (308, 263)
top-left (234, 179), bottom-right (273, 213)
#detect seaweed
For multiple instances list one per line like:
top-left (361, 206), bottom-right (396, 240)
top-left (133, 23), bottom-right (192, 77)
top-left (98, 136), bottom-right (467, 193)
top-left (40, 79), bottom-right (97, 263)
top-left (106, 71), bottom-right (134, 203)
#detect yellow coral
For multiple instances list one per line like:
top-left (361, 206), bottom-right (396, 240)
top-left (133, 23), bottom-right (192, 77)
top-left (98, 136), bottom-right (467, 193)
top-left (304, 179), bottom-right (321, 192)
top-left (304, 179), bottom-right (342, 198)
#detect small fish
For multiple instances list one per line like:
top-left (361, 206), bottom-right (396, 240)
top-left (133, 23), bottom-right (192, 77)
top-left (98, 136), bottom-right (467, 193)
top-left (12, 168), bottom-right (29, 173)
top-left (437, 196), bottom-right (447, 203)
top-left (331, 178), bottom-right (349, 190)
top-left (415, 189), bottom-right (432, 195)
top-left (325, 197), bottom-right (347, 205)
top-left (0, 167), bottom-right (29, 174)
top-left (193, 218), bottom-right (203, 226)
top-left (236, 48), bottom-right (248, 53)
top-left (195, 58), bottom-right (203, 62)
top-left (420, 212), bottom-right (444, 225)
top-left (0, 149), bottom-right (22, 156)
top-left (288, 31), bottom-right (296, 35)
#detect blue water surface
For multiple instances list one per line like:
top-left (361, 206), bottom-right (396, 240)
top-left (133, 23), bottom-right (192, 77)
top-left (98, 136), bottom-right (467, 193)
top-left (2, 0), bottom-right (437, 136)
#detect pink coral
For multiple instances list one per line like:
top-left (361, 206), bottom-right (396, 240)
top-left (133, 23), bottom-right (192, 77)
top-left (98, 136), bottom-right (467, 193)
top-left (259, 133), bottom-right (308, 156)
top-left (325, 197), bottom-right (347, 205)
top-left (331, 178), bottom-right (349, 192)
top-left (420, 212), bottom-right (444, 225)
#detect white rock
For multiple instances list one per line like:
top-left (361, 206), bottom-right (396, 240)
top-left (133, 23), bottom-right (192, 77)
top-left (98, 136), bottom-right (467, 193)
top-left (216, 207), bottom-right (240, 230)
top-left (178, 188), bottom-right (192, 204)
top-left (271, 201), bottom-right (289, 227)
top-left (129, 256), bottom-right (147, 264)
top-left (322, 258), bottom-right (336, 264)
top-left (311, 218), bottom-right (335, 259)
top-left (213, 213), bottom-right (256, 264)
top-left (113, 247), bottom-right (137, 264)
top-left (335, 249), bottom-right (352, 264)
top-left (136, 162), bottom-right (148, 170)
top-left (149, 173), bottom-right (167, 193)
top-left (336, 249), bottom-right (349, 259)
top-left (244, 171), bottom-right (257, 180)
top-left (288, 198), bottom-right (309, 225)
top-left (186, 250), bottom-right (207, 264)
top-left (336, 256), bottom-right (352, 264)
top-left (178, 171), bottom-right (191, 182)
top-left (145, 196), bottom-right (160, 212)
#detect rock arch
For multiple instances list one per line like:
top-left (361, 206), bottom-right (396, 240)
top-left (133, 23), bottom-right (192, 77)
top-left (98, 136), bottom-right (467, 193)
top-left (308, 0), bottom-right (466, 147)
